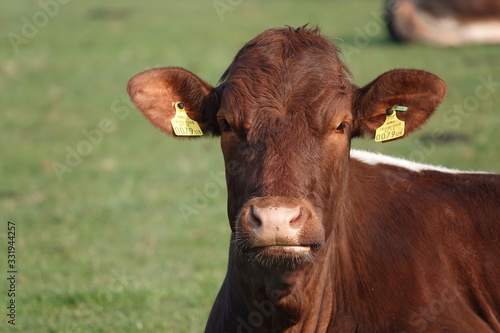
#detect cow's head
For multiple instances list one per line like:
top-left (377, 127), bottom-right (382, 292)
top-left (128, 27), bottom-right (446, 270)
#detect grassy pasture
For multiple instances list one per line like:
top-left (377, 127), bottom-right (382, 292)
top-left (0, 0), bottom-right (499, 332)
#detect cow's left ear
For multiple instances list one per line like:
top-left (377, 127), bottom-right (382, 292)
top-left (351, 69), bottom-right (447, 138)
top-left (127, 67), bottom-right (221, 137)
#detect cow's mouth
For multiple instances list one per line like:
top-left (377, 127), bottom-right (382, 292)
top-left (255, 245), bottom-right (312, 255)
top-left (244, 244), bottom-right (320, 268)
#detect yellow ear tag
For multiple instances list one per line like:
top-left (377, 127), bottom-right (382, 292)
top-left (374, 106), bottom-right (408, 142)
top-left (170, 102), bottom-right (203, 136)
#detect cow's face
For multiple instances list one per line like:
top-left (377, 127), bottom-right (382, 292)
top-left (127, 27), bottom-right (446, 269)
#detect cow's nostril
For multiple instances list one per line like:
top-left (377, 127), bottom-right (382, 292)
top-left (247, 205), bottom-right (262, 229)
top-left (289, 208), bottom-right (303, 225)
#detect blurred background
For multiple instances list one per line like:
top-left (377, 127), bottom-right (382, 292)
top-left (1, 0), bottom-right (499, 331)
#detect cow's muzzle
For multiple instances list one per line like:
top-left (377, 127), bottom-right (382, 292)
top-left (234, 196), bottom-right (325, 267)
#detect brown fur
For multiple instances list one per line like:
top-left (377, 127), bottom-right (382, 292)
top-left (128, 27), bottom-right (500, 332)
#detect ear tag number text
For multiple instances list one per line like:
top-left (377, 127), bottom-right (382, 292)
top-left (170, 102), bottom-right (203, 136)
top-left (375, 106), bottom-right (408, 142)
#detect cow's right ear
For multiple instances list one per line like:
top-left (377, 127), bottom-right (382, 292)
top-left (127, 67), bottom-right (221, 137)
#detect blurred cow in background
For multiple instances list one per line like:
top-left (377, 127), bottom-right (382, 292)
top-left (387, 0), bottom-right (500, 46)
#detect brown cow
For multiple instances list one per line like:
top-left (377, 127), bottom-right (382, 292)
top-left (387, 0), bottom-right (500, 46)
top-left (127, 27), bottom-right (500, 332)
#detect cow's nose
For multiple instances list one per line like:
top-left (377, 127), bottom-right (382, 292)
top-left (248, 205), bottom-right (303, 230)
top-left (237, 196), bottom-right (325, 250)
top-left (242, 199), bottom-right (307, 248)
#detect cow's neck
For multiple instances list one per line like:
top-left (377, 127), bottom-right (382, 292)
top-left (227, 244), bottom-right (336, 332)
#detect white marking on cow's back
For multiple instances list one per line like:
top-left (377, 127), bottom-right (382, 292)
top-left (350, 149), bottom-right (488, 174)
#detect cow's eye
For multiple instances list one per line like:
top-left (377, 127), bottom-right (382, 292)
top-left (335, 122), bottom-right (347, 133)
top-left (219, 118), bottom-right (232, 132)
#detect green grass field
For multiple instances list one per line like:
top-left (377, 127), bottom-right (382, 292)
top-left (1, 0), bottom-right (499, 332)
